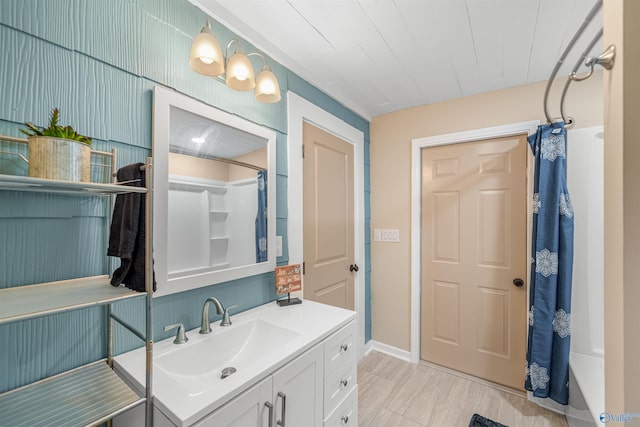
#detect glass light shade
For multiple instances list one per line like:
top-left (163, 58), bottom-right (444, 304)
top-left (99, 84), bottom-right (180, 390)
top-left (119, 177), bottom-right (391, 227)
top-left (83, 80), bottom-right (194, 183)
top-left (226, 52), bottom-right (256, 91)
top-left (255, 68), bottom-right (281, 103)
top-left (189, 23), bottom-right (224, 76)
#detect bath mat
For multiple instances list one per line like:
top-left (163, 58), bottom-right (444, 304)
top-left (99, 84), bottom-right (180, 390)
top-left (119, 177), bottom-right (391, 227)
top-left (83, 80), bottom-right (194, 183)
top-left (469, 413), bottom-right (508, 427)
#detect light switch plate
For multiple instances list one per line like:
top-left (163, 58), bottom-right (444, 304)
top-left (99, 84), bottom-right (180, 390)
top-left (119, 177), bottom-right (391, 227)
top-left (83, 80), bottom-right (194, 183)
top-left (382, 229), bottom-right (400, 242)
top-left (374, 229), bottom-right (400, 243)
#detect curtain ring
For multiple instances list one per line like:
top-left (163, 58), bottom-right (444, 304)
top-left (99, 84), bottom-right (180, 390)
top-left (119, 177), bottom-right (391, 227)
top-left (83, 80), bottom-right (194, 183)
top-left (569, 62), bottom-right (595, 82)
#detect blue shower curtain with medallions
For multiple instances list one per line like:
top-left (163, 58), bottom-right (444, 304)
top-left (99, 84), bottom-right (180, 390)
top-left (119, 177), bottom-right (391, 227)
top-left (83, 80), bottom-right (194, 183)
top-left (525, 122), bottom-right (574, 405)
top-left (255, 170), bottom-right (268, 263)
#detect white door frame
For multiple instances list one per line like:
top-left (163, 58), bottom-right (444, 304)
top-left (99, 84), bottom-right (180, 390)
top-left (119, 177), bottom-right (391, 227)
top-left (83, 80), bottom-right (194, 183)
top-left (287, 91), bottom-right (366, 360)
top-left (410, 120), bottom-right (539, 363)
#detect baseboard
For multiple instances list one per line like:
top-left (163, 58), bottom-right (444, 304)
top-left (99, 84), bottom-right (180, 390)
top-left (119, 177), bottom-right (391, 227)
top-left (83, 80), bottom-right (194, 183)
top-left (364, 340), bottom-right (374, 357)
top-left (367, 340), bottom-right (413, 362)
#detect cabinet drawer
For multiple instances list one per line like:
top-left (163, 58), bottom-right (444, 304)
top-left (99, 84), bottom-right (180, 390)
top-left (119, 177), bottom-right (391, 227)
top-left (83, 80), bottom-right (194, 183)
top-left (323, 356), bottom-right (356, 417)
top-left (324, 385), bottom-right (358, 427)
top-left (323, 321), bottom-right (356, 377)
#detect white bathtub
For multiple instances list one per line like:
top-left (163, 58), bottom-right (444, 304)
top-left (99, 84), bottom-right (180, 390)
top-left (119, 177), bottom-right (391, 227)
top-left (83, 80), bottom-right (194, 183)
top-left (565, 126), bottom-right (605, 427)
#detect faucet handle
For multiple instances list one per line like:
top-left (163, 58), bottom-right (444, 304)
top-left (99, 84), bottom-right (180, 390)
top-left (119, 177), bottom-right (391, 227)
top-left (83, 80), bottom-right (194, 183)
top-left (164, 322), bottom-right (188, 344)
top-left (220, 304), bottom-right (238, 327)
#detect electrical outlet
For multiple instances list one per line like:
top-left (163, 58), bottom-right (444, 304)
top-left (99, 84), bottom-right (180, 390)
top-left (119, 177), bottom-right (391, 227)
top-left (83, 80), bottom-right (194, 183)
top-left (374, 229), bottom-right (382, 242)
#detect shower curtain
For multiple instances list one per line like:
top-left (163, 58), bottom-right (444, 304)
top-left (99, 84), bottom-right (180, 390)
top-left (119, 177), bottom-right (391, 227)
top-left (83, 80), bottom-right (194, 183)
top-left (525, 122), bottom-right (574, 405)
top-left (255, 170), bottom-right (268, 263)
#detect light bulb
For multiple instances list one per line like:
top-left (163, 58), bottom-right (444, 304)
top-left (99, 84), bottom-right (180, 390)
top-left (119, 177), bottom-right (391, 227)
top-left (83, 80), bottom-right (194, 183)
top-left (189, 21), bottom-right (224, 76)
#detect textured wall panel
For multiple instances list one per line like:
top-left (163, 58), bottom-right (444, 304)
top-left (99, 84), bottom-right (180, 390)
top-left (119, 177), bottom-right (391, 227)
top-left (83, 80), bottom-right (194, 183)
top-left (139, 8), bottom-right (180, 85)
top-left (74, 0), bottom-right (142, 76)
top-left (0, 0), bottom-right (76, 51)
top-left (91, 140), bottom-right (151, 171)
top-left (0, 192), bottom-right (109, 288)
top-left (0, 307), bottom-right (105, 394)
top-left (276, 174), bottom-right (287, 219)
top-left (0, 141), bottom-right (27, 177)
top-left (0, 27), bottom-right (111, 142)
top-left (276, 217), bottom-right (289, 265)
top-left (0, 0), bottom-right (370, 395)
top-left (276, 132), bottom-right (288, 176)
top-left (106, 77), bottom-right (153, 148)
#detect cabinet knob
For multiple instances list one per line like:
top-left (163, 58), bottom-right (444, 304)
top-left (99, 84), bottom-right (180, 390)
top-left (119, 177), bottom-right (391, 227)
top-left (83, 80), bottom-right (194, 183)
top-left (340, 379), bottom-right (349, 388)
top-left (340, 344), bottom-right (348, 352)
top-left (341, 415), bottom-right (349, 424)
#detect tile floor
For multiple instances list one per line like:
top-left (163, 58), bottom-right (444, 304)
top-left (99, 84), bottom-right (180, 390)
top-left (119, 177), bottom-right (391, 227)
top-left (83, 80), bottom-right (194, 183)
top-left (358, 351), bottom-right (568, 427)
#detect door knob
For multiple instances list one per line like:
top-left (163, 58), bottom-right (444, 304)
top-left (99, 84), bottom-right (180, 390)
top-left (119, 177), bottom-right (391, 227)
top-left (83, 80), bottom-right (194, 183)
top-left (513, 278), bottom-right (524, 287)
top-left (349, 264), bottom-right (359, 272)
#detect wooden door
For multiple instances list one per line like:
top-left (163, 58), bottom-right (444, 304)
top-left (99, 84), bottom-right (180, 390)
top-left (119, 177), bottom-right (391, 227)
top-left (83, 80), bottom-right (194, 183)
top-left (303, 122), bottom-right (355, 310)
top-left (420, 135), bottom-right (528, 390)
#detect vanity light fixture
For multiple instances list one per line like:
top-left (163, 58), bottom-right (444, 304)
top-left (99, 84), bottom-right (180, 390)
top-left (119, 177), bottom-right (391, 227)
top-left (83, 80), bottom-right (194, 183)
top-left (253, 58), bottom-right (281, 103)
top-left (189, 20), bottom-right (225, 76)
top-left (225, 43), bottom-right (256, 91)
top-left (188, 20), bottom-right (281, 103)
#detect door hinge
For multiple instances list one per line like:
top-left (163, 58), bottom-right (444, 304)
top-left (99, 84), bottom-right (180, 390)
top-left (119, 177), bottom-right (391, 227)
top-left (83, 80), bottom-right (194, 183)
top-left (302, 261), bottom-right (305, 275)
top-left (302, 144), bottom-right (305, 159)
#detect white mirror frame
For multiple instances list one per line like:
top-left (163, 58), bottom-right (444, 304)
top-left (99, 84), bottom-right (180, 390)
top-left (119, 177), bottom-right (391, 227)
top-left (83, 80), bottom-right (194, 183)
top-left (152, 86), bottom-right (276, 297)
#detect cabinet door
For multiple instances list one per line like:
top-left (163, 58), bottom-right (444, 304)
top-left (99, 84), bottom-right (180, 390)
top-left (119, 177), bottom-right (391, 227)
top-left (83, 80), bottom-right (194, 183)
top-left (272, 344), bottom-right (324, 427)
top-left (204, 376), bottom-right (273, 427)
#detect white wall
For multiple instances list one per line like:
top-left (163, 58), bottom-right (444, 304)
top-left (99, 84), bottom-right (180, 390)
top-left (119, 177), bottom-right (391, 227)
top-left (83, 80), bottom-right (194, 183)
top-left (228, 179), bottom-right (259, 267)
top-left (567, 126), bottom-right (605, 358)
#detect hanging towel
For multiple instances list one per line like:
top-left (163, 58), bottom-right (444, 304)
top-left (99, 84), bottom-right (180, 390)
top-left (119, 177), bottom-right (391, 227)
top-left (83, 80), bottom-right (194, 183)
top-left (107, 162), bottom-right (156, 292)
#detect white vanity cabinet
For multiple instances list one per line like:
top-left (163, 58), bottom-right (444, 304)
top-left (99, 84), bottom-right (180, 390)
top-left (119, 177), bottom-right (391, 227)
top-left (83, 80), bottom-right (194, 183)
top-left (197, 377), bottom-right (272, 427)
top-left (198, 321), bottom-right (358, 427)
top-left (200, 343), bottom-right (323, 427)
top-left (322, 321), bottom-right (358, 426)
top-left (114, 300), bottom-right (358, 427)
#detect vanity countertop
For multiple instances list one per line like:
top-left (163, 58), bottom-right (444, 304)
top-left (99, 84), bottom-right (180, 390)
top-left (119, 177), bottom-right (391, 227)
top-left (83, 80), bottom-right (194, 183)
top-left (114, 299), bottom-right (357, 426)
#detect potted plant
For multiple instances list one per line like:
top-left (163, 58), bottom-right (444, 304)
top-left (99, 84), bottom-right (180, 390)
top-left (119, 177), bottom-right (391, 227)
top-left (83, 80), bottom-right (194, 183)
top-left (20, 108), bottom-right (92, 182)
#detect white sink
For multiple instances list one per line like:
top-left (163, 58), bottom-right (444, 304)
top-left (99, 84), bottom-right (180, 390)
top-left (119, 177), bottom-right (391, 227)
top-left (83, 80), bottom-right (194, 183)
top-left (114, 300), bottom-right (357, 426)
top-left (155, 319), bottom-right (300, 395)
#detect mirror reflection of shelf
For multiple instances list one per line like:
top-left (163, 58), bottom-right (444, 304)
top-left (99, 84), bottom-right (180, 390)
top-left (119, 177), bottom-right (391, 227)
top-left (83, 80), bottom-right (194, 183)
top-left (167, 175), bottom-right (236, 275)
top-left (168, 178), bottom-right (227, 194)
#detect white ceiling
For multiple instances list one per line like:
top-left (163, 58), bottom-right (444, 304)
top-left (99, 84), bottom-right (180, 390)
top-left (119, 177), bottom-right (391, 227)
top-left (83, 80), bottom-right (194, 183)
top-left (191, 0), bottom-right (603, 120)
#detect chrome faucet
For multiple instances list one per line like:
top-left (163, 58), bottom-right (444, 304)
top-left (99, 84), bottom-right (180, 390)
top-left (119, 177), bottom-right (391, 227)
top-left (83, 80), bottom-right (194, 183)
top-left (220, 304), bottom-right (238, 327)
top-left (164, 322), bottom-right (188, 344)
top-left (200, 297), bottom-right (224, 334)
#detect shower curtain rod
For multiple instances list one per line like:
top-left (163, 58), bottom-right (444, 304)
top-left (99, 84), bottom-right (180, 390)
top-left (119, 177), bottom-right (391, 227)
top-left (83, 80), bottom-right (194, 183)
top-left (543, 0), bottom-right (607, 127)
top-left (206, 155), bottom-right (266, 172)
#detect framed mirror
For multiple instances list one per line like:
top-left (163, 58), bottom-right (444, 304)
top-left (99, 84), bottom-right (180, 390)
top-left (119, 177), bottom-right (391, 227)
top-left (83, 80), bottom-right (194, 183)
top-left (152, 86), bottom-right (276, 297)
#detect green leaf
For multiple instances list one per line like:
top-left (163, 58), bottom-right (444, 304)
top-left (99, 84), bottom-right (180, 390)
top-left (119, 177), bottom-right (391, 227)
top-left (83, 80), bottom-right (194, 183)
top-left (20, 108), bottom-right (92, 145)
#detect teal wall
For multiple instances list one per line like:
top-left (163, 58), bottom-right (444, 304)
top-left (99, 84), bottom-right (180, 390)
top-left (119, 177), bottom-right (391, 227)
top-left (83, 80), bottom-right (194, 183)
top-left (0, 0), bottom-right (371, 393)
